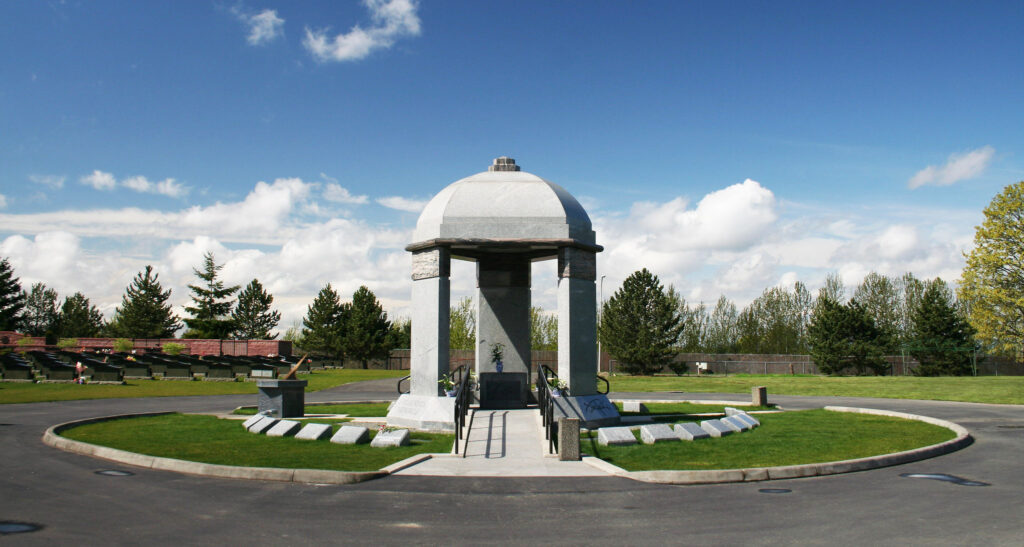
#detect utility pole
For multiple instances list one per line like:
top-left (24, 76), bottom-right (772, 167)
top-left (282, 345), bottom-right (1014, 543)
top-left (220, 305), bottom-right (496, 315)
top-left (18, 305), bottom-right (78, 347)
top-left (598, 275), bottom-right (606, 374)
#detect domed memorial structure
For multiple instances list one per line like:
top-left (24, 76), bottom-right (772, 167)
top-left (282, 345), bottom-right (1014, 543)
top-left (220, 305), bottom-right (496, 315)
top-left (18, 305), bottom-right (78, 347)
top-left (386, 157), bottom-right (620, 431)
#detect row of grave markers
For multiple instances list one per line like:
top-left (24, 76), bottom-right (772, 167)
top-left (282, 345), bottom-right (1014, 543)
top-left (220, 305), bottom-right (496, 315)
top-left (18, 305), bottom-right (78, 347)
top-left (597, 407), bottom-right (761, 446)
top-left (241, 413), bottom-right (411, 448)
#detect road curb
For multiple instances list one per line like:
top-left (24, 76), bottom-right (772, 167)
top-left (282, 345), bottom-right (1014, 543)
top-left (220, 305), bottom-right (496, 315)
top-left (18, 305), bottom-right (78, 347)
top-left (584, 406), bottom-right (973, 484)
top-left (42, 412), bottom-right (392, 485)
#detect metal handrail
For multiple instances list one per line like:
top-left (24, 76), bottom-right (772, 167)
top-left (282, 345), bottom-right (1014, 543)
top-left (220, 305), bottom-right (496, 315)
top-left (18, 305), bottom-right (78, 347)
top-left (597, 374), bottom-right (610, 394)
top-left (451, 365), bottom-right (473, 455)
top-left (536, 365), bottom-right (559, 454)
top-left (396, 375), bottom-right (410, 394)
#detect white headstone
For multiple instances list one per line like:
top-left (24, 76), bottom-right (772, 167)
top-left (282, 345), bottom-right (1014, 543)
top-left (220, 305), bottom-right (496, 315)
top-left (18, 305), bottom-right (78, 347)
top-left (674, 422), bottom-right (711, 441)
top-left (732, 413), bottom-right (760, 428)
top-left (371, 428), bottom-right (411, 448)
top-left (295, 423), bottom-right (333, 441)
top-left (623, 401), bottom-right (649, 414)
top-left (330, 425), bottom-right (370, 445)
top-left (639, 423), bottom-right (679, 444)
top-left (266, 419), bottom-right (302, 437)
top-left (721, 416), bottom-right (751, 432)
top-left (700, 419), bottom-right (734, 438)
top-left (597, 426), bottom-right (637, 446)
top-left (242, 414), bottom-right (266, 429)
top-left (247, 416), bottom-right (278, 434)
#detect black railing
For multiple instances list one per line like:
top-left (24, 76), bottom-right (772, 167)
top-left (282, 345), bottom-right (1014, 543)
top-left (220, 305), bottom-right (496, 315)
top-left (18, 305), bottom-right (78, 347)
top-left (396, 375), bottom-right (411, 394)
top-left (536, 364), bottom-right (559, 454)
top-left (597, 374), bottom-right (610, 394)
top-left (451, 365), bottom-right (473, 455)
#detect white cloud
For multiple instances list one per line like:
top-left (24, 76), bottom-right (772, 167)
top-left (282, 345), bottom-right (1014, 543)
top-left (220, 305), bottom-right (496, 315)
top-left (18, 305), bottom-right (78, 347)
top-left (235, 7), bottom-right (285, 46)
top-left (29, 174), bottom-right (65, 189)
top-left (377, 196), bottom-right (428, 213)
top-left (81, 170), bottom-right (116, 190)
top-left (303, 0), bottom-right (421, 62)
top-left (908, 146), bottom-right (994, 189)
top-left (122, 175), bottom-right (189, 198)
top-left (0, 194), bottom-right (6, 209)
top-left (323, 182), bottom-right (369, 204)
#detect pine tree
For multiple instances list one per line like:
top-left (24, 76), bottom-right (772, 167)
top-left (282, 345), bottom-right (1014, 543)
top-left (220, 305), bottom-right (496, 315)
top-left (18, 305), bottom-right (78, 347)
top-left (599, 268), bottom-right (684, 375)
top-left (807, 296), bottom-right (890, 376)
top-left (56, 292), bottom-right (105, 338)
top-left (23, 283), bottom-right (59, 336)
top-left (231, 278), bottom-right (281, 339)
top-left (108, 265), bottom-right (182, 338)
top-left (183, 252), bottom-right (240, 339)
top-left (386, 317), bottom-right (411, 350)
top-left (302, 283), bottom-right (346, 359)
top-left (0, 257), bottom-right (26, 331)
top-left (342, 286), bottom-right (391, 369)
top-left (910, 280), bottom-right (977, 376)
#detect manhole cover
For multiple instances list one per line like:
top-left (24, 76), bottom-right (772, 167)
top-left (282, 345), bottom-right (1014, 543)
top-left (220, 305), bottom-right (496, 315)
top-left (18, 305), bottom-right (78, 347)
top-left (0, 522), bottom-right (41, 535)
top-left (758, 488), bottom-right (792, 494)
top-left (95, 469), bottom-right (134, 477)
top-left (899, 473), bottom-right (988, 486)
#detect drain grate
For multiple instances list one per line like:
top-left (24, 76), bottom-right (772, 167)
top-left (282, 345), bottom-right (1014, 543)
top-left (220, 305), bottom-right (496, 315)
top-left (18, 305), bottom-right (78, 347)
top-left (0, 522), bottom-right (42, 535)
top-left (899, 473), bottom-right (988, 486)
top-left (95, 469), bottom-right (134, 477)
top-left (758, 488), bottom-right (792, 494)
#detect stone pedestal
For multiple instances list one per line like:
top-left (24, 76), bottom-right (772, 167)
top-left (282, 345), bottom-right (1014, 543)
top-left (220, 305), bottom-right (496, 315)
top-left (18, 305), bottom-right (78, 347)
top-left (558, 418), bottom-right (581, 461)
top-left (478, 372), bottom-right (527, 409)
top-left (752, 385), bottom-right (768, 406)
top-left (257, 379), bottom-right (307, 418)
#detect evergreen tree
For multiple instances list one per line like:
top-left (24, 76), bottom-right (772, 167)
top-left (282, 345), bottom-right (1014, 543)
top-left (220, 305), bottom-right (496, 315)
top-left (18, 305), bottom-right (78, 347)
top-left (342, 286), bottom-right (391, 369)
top-left (807, 296), bottom-right (890, 375)
top-left (449, 297), bottom-right (476, 350)
top-left (183, 252), bottom-right (240, 339)
top-left (302, 283), bottom-right (346, 359)
top-left (231, 278), bottom-right (281, 339)
top-left (108, 265), bottom-right (182, 338)
top-left (599, 268), bottom-right (684, 375)
top-left (0, 257), bottom-right (26, 331)
top-left (386, 317), bottom-right (411, 350)
top-left (910, 280), bottom-right (977, 376)
top-left (959, 181), bottom-right (1024, 356)
top-left (56, 292), bottom-right (105, 337)
top-left (23, 283), bottom-right (59, 336)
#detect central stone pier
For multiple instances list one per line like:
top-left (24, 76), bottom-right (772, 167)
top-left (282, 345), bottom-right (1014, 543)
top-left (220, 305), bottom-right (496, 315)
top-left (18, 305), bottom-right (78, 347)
top-left (386, 157), bottom-right (620, 431)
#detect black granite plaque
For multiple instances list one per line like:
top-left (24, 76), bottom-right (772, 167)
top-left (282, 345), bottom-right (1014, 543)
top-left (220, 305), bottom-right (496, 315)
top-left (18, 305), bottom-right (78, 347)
top-left (478, 372), bottom-right (527, 409)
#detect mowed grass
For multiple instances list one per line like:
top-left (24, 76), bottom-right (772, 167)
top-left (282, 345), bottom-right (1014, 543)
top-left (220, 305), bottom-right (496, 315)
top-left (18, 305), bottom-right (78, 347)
top-left (61, 413), bottom-right (452, 472)
top-left (607, 374), bottom-right (1024, 405)
top-left (583, 409), bottom-right (956, 471)
top-left (233, 402), bottom-right (391, 417)
top-left (0, 369), bottom-right (406, 404)
top-left (613, 402), bottom-right (775, 415)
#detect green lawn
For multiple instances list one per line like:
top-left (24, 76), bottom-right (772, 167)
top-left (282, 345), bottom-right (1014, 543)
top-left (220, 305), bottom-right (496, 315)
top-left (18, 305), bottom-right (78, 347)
top-left (233, 402), bottom-right (391, 416)
top-left (607, 374), bottom-right (1024, 405)
top-left (0, 369), bottom-right (406, 404)
top-left (60, 413), bottom-right (452, 472)
top-left (583, 409), bottom-right (956, 471)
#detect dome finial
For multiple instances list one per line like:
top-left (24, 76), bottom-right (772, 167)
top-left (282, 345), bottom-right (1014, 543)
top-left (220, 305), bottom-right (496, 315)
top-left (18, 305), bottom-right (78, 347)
top-left (489, 156), bottom-right (520, 172)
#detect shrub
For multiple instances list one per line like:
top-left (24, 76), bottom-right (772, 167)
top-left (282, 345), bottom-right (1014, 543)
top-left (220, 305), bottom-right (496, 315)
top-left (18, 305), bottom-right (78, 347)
top-left (112, 338), bottom-right (134, 353)
top-left (17, 337), bottom-right (33, 347)
top-left (668, 360), bottom-right (688, 376)
top-left (163, 342), bottom-right (187, 356)
top-left (57, 338), bottom-right (79, 349)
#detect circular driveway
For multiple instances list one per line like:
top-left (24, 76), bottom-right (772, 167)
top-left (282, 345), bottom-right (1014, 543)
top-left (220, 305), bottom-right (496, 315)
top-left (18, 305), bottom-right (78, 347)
top-left (2, 384), bottom-right (1022, 545)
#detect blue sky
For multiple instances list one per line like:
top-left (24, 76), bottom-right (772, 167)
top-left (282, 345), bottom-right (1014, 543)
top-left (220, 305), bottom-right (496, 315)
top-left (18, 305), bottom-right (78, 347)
top-left (1, 1), bottom-right (1021, 331)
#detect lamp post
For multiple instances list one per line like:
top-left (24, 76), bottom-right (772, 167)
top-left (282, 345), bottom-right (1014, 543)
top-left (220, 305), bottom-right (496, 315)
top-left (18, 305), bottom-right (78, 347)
top-left (597, 275), bottom-right (606, 374)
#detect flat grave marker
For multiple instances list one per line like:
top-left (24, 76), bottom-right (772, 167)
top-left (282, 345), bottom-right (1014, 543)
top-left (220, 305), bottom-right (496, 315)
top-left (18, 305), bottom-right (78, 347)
top-left (597, 426), bottom-right (637, 446)
top-left (295, 423), bottom-right (333, 441)
top-left (639, 423), bottom-right (679, 444)
top-left (371, 429), bottom-right (410, 448)
top-left (331, 425), bottom-right (370, 445)
top-left (266, 419), bottom-right (302, 437)
top-left (674, 422), bottom-right (711, 441)
top-left (700, 419), bottom-right (734, 438)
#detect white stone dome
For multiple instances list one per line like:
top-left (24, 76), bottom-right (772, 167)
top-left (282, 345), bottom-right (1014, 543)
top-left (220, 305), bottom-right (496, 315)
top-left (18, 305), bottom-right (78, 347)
top-left (410, 157), bottom-right (597, 249)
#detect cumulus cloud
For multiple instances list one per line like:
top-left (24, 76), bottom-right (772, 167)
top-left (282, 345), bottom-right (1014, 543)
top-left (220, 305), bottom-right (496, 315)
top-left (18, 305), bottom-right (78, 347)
top-left (908, 146), bottom-right (994, 189)
top-left (81, 170), bottom-right (116, 190)
top-left (323, 182), bottom-right (369, 204)
top-left (234, 7), bottom-right (285, 46)
top-left (377, 196), bottom-right (428, 212)
top-left (122, 175), bottom-right (189, 198)
top-left (29, 174), bottom-right (65, 189)
top-left (303, 0), bottom-right (421, 62)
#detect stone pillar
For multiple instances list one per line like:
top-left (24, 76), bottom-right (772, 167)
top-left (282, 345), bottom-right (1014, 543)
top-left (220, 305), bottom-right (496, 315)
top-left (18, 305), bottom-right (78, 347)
top-left (557, 247), bottom-right (597, 396)
top-left (411, 247), bottom-right (450, 396)
top-left (475, 256), bottom-right (531, 375)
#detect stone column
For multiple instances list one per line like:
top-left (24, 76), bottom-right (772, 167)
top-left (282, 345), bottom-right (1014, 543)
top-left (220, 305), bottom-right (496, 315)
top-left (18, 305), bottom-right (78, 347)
top-left (557, 247), bottom-right (597, 396)
top-left (475, 256), bottom-right (531, 376)
top-left (410, 247), bottom-right (450, 396)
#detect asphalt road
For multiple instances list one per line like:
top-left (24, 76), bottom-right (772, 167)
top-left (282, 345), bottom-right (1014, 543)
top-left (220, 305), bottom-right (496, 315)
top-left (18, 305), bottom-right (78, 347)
top-left (2, 383), bottom-right (1022, 546)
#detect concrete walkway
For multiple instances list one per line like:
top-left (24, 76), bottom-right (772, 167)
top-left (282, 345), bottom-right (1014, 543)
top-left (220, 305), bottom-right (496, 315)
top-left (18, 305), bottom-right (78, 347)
top-left (392, 407), bottom-right (607, 477)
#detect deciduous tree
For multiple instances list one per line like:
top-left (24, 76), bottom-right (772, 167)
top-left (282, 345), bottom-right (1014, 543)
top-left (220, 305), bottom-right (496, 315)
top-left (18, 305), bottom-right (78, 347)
top-left (23, 283), bottom-right (59, 337)
top-left (449, 297), bottom-right (476, 350)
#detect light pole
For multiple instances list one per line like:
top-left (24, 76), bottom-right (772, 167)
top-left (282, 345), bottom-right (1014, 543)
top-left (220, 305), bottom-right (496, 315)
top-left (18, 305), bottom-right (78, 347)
top-left (598, 275), bottom-right (606, 374)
